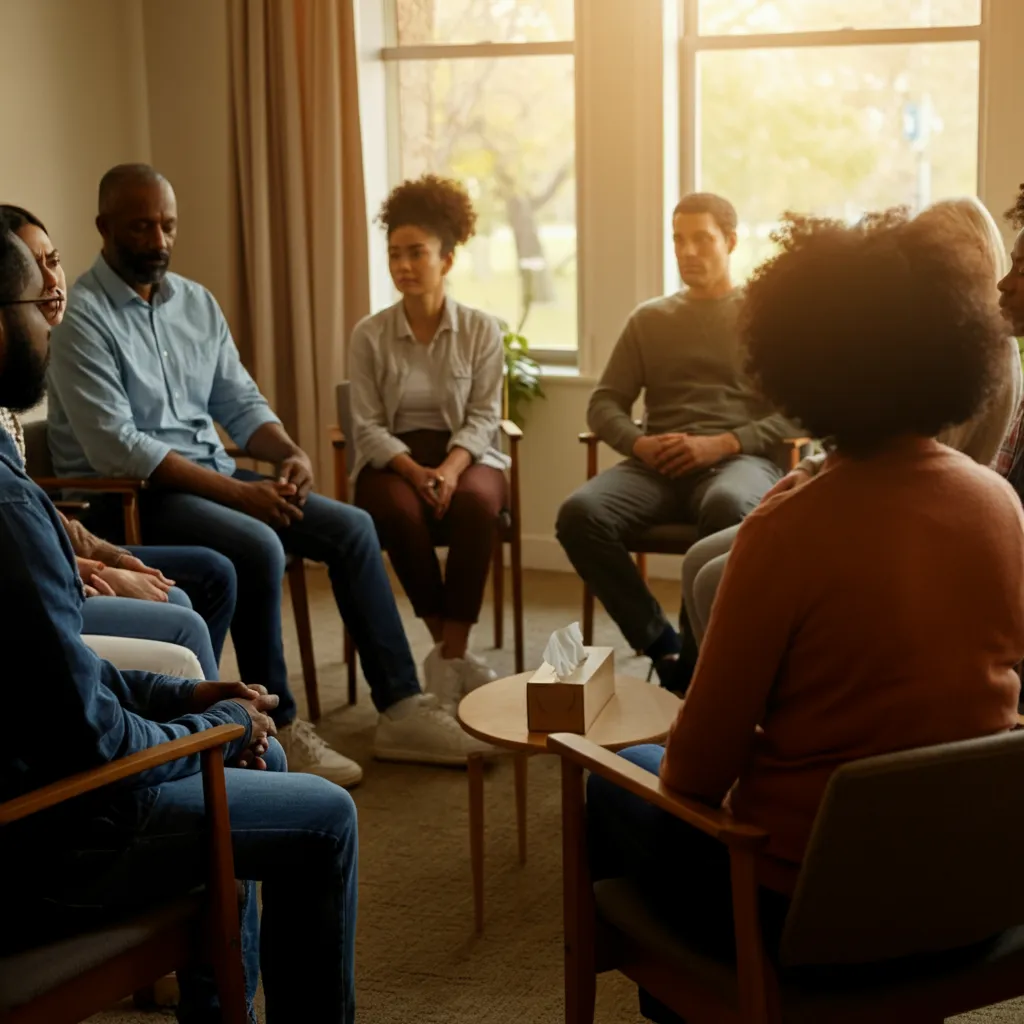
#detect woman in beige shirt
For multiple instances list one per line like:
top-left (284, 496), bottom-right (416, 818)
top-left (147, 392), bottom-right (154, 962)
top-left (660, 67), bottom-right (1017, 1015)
top-left (587, 211), bottom-right (1024, 1014)
top-left (350, 176), bottom-right (509, 709)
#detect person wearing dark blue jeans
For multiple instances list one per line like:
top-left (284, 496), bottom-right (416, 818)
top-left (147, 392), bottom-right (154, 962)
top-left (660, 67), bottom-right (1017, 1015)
top-left (124, 545), bottom-right (237, 660)
top-left (32, 737), bottom-right (359, 1024)
top-left (78, 545), bottom-right (236, 679)
top-left (46, 164), bottom-right (492, 788)
top-left (81, 588), bottom-right (220, 678)
top-left (587, 745), bottom-right (788, 1024)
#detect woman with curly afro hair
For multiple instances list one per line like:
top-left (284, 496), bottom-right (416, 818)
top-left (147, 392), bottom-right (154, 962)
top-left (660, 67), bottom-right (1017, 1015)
top-left (586, 211), bottom-right (1024, 1011)
top-left (349, 174), bottom-right (510, 723)
top-left (683, 196), bottom-right (1023, 652)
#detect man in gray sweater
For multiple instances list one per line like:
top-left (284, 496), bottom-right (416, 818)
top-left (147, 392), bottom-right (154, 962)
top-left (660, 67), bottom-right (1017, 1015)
top-left (556, 193), bottom-right (797, 685)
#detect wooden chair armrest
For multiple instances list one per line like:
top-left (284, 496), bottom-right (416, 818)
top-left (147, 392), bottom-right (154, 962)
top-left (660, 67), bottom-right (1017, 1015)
top-left (328, 425), bottom-right (346, 448)
top-left (577, 430), bottom-right (597, 444)
top-left (783, 436), bottom-right (812, 449)
top-left (33, 476), bottom-right (147, 494)
top-left (0, 724), bottom-right (245, 826)
top-left (54, 500), bottom-right (91, 515)
top-left (500, 419), bottom-right (523, 442)
top-left (548, 733), bottom-right (770, 851)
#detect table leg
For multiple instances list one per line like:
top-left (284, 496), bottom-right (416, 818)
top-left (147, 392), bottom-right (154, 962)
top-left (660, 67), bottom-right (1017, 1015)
top-left (514, 752), bottom-right (528, 865)
top-left (468, 752), bottom-right (485, 934)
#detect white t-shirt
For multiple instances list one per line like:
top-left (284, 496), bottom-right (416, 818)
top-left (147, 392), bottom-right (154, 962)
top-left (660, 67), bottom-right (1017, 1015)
top-left (393, 342), bottom-right (448, 434)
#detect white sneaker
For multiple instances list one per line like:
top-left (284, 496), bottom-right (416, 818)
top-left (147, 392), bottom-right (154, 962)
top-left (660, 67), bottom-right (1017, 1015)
top-left (277, 718), bottom-right (364, 789)
top-left (462, 650), bottom-right (498, 692)
top-left (422, 644), bottom-right (463, 714)
top-left (373, 695), bottom-right (497, 766)
top-left (423, 645), bottom-right (498, 712)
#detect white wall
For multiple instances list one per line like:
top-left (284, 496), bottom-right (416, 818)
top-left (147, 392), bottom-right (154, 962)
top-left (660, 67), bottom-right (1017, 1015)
top-left (0, 0), bottom-right (152, 424)
top-left (141, 0), bottom-right (241, 335)
top-left (0, 0), bottom-right (151, 282)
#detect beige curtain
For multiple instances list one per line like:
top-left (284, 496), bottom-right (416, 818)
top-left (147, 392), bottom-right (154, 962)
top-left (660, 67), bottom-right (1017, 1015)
top-left (228, 0), bottom-right (368, 491)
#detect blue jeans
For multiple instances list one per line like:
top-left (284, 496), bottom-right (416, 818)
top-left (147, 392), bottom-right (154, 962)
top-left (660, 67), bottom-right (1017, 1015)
top-left (136, 472), bottom-right (422, 723)
top-left (124, 546), bottom-right (237, 662)
top-left (21, 739), bottom-right (358, 1023)
top-left (80, 590), bottom-right (219, 679)
top-left (587, 745), bottom-right (788, 1024)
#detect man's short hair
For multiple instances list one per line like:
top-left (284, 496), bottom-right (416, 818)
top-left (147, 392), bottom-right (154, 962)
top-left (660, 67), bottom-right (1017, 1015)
top-left (672, 193), bottom-right (738, 237)
top-left (98, 163), bottom-right (168, 216)
top-left (0, 217), bottom-right (31, 305)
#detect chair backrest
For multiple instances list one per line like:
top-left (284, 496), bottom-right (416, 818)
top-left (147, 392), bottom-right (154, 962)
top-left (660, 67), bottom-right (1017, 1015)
top-left (21, 419), bottom-right (53, 477)
top-left (780, 730), bottom-right (1024, 967)
top-left (336, 381), bottom-right (356, 475)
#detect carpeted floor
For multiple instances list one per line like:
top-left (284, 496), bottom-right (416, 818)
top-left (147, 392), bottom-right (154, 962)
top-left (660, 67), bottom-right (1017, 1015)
top-left (87, 565), bottom-right (1024, 1023)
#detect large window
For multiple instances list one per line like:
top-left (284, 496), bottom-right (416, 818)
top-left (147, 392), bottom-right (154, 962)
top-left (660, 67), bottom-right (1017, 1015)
top-left (383, 0), bottom-right (577, 361)
top-left (678, 0), bottom-right (984, 282)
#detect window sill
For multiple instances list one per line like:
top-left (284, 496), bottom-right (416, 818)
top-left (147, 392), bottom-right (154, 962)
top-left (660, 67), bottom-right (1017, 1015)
top-left (537, 363), bottom-right (595, 385)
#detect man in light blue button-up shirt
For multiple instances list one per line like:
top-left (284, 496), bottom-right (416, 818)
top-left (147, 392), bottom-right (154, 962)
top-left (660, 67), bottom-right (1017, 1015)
top-left (47, 164), bottom-right (490, 783)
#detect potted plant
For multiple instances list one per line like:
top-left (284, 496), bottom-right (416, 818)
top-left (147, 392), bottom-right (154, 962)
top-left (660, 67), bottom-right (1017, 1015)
top-left (501, 324), bottom-right (545, 426)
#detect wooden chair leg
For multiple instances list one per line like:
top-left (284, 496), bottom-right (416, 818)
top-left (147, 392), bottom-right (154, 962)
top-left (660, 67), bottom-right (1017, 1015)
top-left (345, 628), bottom-right (357, 706)
top-left (510, 529), bottom-right (524, 674)
top-left (201, 744), bottom-right (248, 1024)
top-left (514, 752), bottom-right (528, 865)
top-left (286, 560), bottom-right (321, 721)
top-left (633, 552), bottom-right (648, 655)
top-left (122, 491), bottom-right (142, 545)
top-left (582, 585), bottom-right (594, 647)
top-left (561, 756), bottom-right (597, 1024)
top-left (492, 534), bottom-right (504, 650)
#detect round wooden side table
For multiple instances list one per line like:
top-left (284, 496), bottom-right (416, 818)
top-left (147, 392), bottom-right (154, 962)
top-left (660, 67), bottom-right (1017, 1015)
top-left (457, 672), bottom-right (681, 932)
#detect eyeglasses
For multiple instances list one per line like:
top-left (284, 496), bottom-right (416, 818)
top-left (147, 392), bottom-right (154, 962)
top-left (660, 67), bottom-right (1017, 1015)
top-left (0, 295), bottom-right (64, 317)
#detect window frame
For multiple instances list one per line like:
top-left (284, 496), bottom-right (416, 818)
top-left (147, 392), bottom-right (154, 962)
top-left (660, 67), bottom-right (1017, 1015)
top-left (375, 0), bottom-right (581, 367)
top-left (675, 0), bottom-right (990, 262)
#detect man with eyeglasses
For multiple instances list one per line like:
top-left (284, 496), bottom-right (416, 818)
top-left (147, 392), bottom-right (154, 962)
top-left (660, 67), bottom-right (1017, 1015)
top-left (46, 163), bottom-right (492, 786)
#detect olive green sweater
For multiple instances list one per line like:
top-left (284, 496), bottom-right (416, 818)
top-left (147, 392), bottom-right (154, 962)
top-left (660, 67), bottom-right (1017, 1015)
top-left (587, 289), bottom-right (799, 458)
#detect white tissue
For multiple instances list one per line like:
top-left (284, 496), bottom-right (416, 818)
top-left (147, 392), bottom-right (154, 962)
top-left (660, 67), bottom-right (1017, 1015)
top-left (543, 622), bottom-right (587, 680)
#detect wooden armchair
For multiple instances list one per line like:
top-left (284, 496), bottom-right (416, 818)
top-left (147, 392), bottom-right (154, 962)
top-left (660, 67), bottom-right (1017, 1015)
top-left (551, 729), bottom-right (1024, 1024)
top-left (330, 381), bottom-right (525, 705)
top-left (576, 430), bottom-right (811, 644)
top-left (0, 725), bottom-right (247, 1024)
top-left (23, 420), bottom-right (146, 544)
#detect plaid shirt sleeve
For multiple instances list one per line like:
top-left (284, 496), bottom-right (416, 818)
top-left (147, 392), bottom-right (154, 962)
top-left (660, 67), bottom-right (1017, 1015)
top-left (994, 397), bottom-right (1024, 477)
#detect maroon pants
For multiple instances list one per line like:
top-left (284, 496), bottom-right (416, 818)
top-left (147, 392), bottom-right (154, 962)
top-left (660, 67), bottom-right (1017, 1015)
top-left (355, 430), bottom-right (507, 624)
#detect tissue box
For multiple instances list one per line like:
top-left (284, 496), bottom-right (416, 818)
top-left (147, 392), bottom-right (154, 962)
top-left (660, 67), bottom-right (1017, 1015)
top-left (527, 646), bottom-right (615, 734)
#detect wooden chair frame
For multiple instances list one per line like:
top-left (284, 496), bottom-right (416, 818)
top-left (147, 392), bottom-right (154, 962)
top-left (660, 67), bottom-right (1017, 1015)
top-left (576, 432), bottom-right (811, 645)
top-left (551, 732), bottom-right (785, 1024)
top-left (329, 420), bottom-right (525, 705)
top-left (31, 476), bottom-right (147, 546)
top-left (551, 732), bottom-right (1024, 1024)
top-left (0, 725), bottom-right (248, 1024)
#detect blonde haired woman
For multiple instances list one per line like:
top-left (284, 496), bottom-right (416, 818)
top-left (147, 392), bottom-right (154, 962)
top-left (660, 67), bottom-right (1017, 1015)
top-left (672, 197), bottom-right (1022, 687)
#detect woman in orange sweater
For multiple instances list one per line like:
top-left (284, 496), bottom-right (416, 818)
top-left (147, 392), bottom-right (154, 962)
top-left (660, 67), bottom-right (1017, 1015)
top-left (587, 210), bottom-right (1024, 1023)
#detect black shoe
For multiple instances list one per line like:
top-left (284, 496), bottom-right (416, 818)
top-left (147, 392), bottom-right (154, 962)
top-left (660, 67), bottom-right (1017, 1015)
top-left (662, 649), bottom-right (696, 696)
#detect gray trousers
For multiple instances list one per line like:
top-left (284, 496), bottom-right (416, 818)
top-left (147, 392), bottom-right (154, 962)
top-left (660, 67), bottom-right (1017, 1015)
top-left (556, 456), bottom-right (780, 651)
top-left (681, 524), bottom-right (738, 646)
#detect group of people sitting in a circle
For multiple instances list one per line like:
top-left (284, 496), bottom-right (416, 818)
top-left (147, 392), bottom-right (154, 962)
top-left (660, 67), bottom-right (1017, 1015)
top-left (2, 166), bottom-right (1024, 1022)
